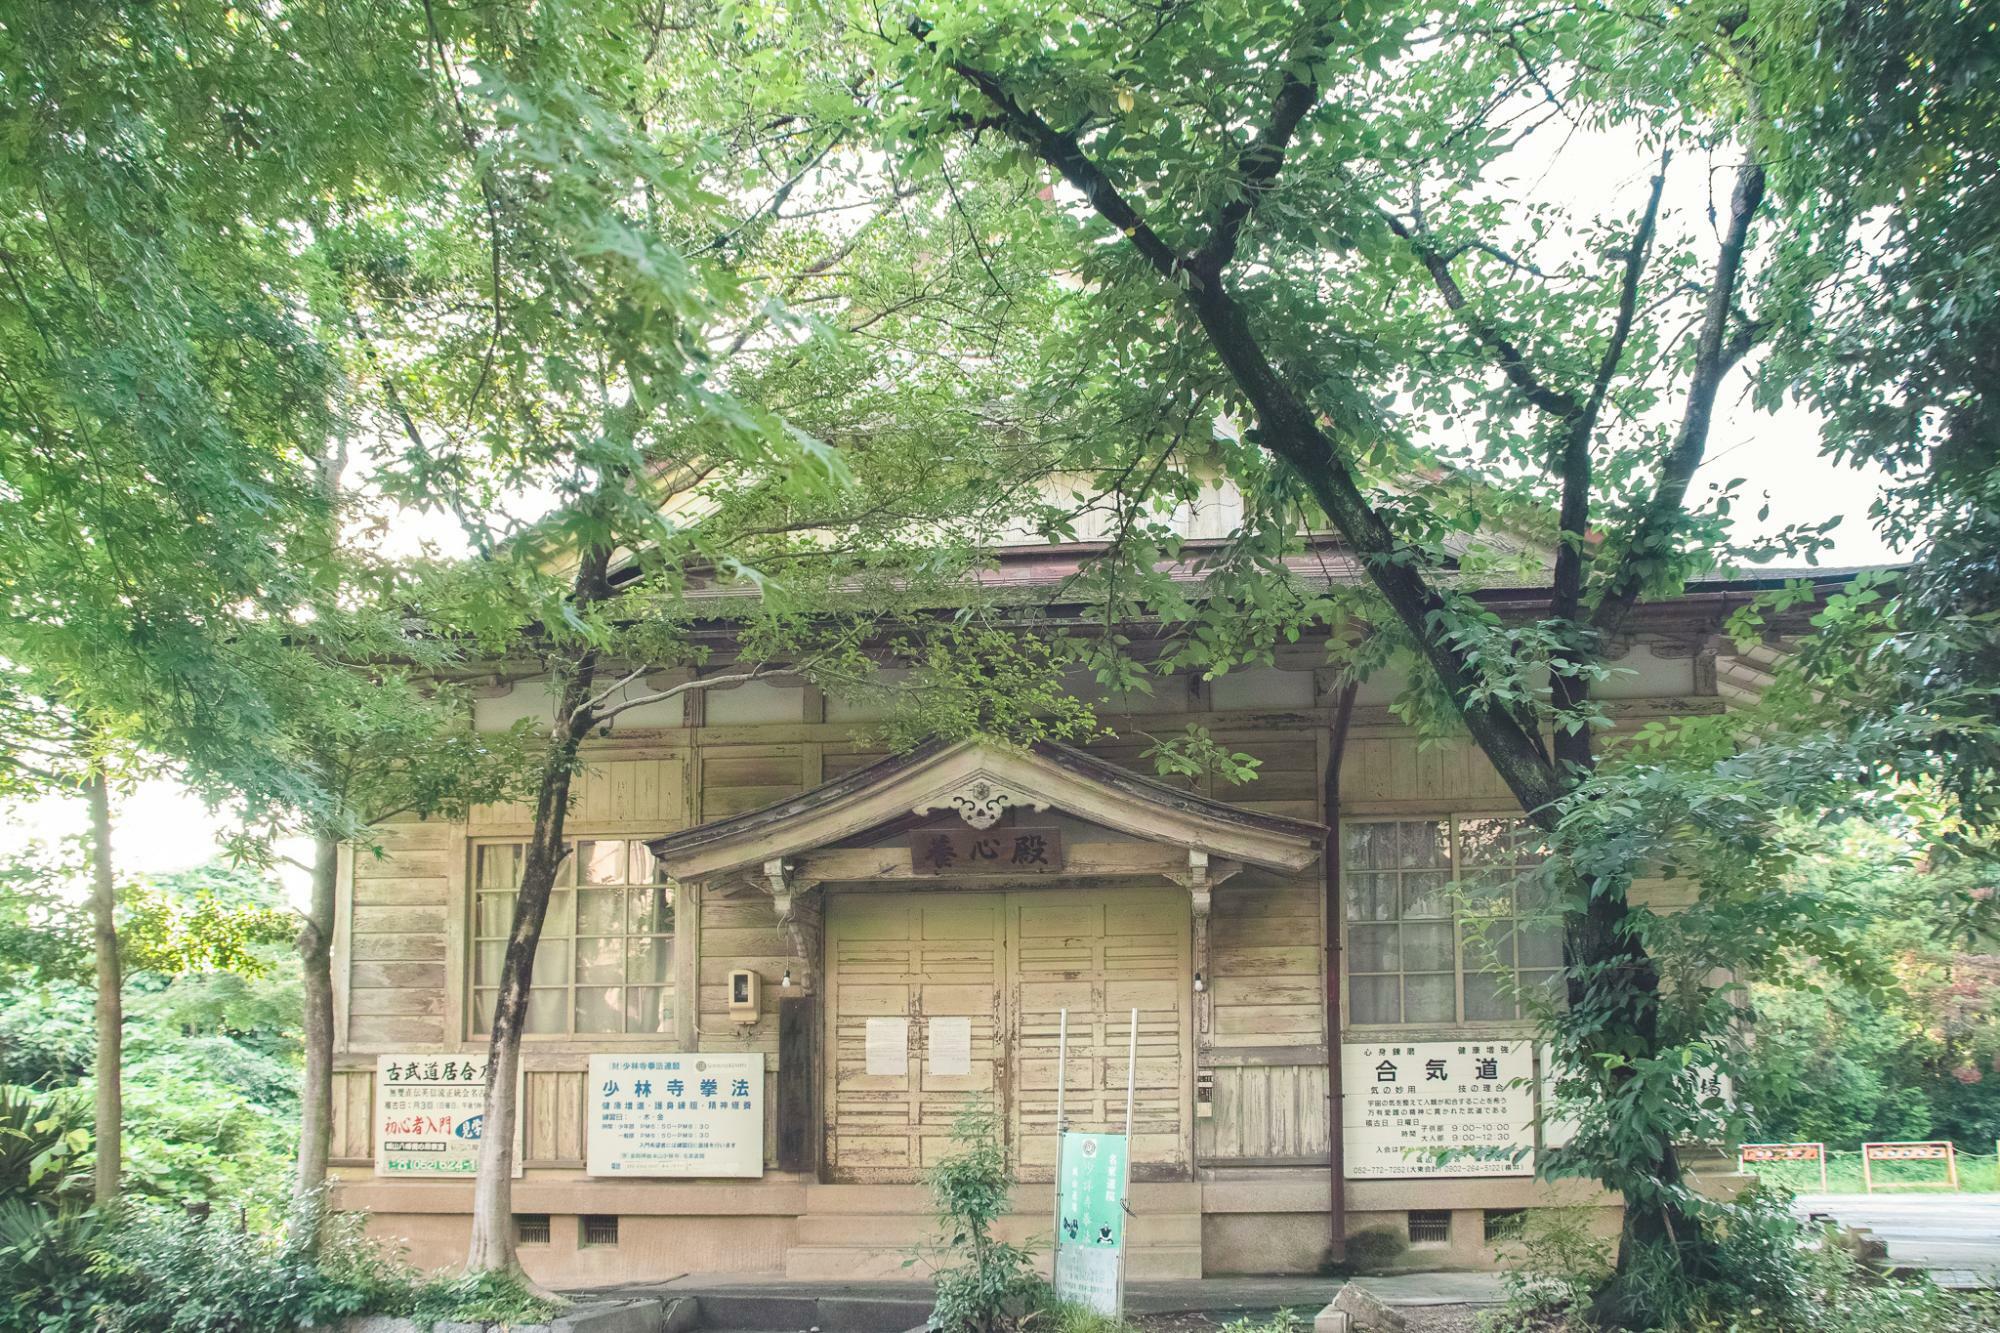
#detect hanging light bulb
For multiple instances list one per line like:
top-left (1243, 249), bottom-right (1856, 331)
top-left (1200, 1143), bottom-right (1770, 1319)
top-left (781, 966), bottom-right (793, 989)
top-left (1193, 971), bottom-right (1205, 993)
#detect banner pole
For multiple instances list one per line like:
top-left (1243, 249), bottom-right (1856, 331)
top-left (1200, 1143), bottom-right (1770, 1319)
top-left (1052, 1008), bottom-right (1067, 1290)
top-left (1118, 1007), bottom-right (1138, 1323)
top-left (1124, 1007), bottom-right (1137, 1138)
top-left (1056, 1008), bottom-right (1068, 1135)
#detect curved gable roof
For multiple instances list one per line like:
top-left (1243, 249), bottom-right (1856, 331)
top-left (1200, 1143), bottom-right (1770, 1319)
top-left (649, 738), bottom-right (1324, 882)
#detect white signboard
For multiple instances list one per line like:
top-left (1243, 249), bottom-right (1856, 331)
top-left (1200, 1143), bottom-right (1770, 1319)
top-left (374, 1053), bottom-right (520, 1178)
top-left (586, 1052), bottom-right (764, 1177)
top-left (1342, 1040), bottom-right (1534, 1178)
top-left (1537, 1045), bottom-right (1579, 1150)
top-left (865, 1017), bottom-right (909, 1076)
top-left (929, 1017), bottom-right (972, 1077)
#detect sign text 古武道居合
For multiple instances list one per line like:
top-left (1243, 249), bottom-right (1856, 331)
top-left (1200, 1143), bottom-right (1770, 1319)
top-left (1342, 1041), bottom-right (1535, 1178)
top-left (585, 1052), bottom-right (764, 1177)
top-left (374, 1054), bottom-right (522, 1177)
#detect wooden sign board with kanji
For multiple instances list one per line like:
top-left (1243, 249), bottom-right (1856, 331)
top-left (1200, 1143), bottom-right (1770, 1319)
top-left (908, 826), bottom-right (1064, 874)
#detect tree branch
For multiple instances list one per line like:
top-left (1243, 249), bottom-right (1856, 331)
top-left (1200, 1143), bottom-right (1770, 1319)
top-left (586, 659), bottom-right (821, 726)
top-left (1591, 159), bottom-right (1766, 640)
top-left (931, 44), bottom-right (1572, 820)
top-left (927, 28), bottom-right (1187, 286)
top-left (1381, 207), bottom-right (1582, 420)
top-left (1188, 20), bottom-right (1333, 281)
top-left (1553, 154), bottom-right (1669, 626)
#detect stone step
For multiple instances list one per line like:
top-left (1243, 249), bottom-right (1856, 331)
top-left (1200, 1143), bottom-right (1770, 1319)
top-left (794, 1208), bottom-right (1202, 1248)
top-left (691, 1293), bottom-right (929, 1332)
top-left (782, 1241), bottom-right (1203, 1282)
top-left (801, 1180), bottom-right (1203, 1215)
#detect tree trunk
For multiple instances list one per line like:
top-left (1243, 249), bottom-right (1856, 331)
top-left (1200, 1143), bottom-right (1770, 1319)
top-left (86, 770), bottom-right (121, 1205)
top-left (1548, 680), bottom-right (1708, 1327)
top-left (465, 535), bottom-right (614, 1274)
top-left (464, 655), bottom-right (599, 1273)
top-left (294, 830), bottom-right (340, 1237)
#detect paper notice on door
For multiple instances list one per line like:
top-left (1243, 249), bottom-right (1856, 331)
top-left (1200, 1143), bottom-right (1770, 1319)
top-left (865, 1017), bottom-right (908, 1076)
top-left (929, 1016), bottom-right (972, 1077)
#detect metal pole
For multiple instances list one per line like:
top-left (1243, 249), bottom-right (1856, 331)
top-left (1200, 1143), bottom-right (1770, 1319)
top-left (1052, 1008), bottom-right (1067, 1290)
top-left (1123, 1007), bottom-right (1138, 1138)
top-left (1056, 1008), bottom-right (1068, 1134)
top-left (1116, 1006), bottom-right (1139, 1324)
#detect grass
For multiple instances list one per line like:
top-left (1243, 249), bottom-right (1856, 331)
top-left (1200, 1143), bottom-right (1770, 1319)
top-left (401, 1270), bottom-right (565, 1326)
top-left (1744, 1150), bottom-right (2000, 1193)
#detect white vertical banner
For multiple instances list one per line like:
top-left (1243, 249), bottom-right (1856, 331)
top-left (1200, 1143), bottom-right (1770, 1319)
top-left (1052, 1008), bottom-right (1137, 1319)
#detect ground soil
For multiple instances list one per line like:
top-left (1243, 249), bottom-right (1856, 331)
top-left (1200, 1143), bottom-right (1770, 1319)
top-left (1128, 1305), bottom-right (1486, 1333)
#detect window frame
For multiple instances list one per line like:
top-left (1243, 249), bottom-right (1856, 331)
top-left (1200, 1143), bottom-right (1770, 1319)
top-left (1339, 813), bottom-right (1561, 1035)
top-left (466, 834), bottom-right (679, 1043)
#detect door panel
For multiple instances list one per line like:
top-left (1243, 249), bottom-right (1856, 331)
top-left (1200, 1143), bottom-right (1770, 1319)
top-left (824, 886), bottom-right (1191, 1183)
top-left (1011, 889), bottom-right (1190, 1179)
top-left (826, 894), bottom-right (1004, 1180)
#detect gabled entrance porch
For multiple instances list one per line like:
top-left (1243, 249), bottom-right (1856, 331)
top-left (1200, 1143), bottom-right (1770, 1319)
top-left (649, 739), bottom-right (1325, 1279)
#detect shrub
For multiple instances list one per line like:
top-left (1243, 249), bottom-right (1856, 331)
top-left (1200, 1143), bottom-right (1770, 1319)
top-left (0, 1198), bottom-right (115, 1333)
top-left (914, 1101), bottom-right (1049, 1333)
top-left (1491, 1205), bottom-right (1613, 1323)
top-left (1335, 1225), bottom-right (1407, 1273)
top-left (401, 1270), bottom-right (563, 1327)
top-left (1483, 1187), bottom-right (2000, 1332)
top-left (0, 1085), bottom-right (90, 1205)
top-left (0, 1196), bottom-right (560, 1333)
top-left (1218, 1312), bottom-right (1307, 1333)
top-left (1028, 1300), bottom-right (1130, 1333)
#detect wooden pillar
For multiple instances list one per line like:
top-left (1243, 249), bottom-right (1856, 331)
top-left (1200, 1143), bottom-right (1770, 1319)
top-left (777, 995), bottom-right (815, 1172)
top-left (1323, 681), bottom-right (1358, 1263)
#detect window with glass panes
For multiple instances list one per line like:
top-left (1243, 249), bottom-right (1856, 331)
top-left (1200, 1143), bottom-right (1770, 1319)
top-left (1342, 817), bottom-right (1560, 1026)
top-left (471, 839), bottom-right (675, 1037)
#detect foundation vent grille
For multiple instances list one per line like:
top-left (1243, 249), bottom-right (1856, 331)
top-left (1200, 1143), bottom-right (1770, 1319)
top-left (1407, 1210), bottom-right (1451, 1245)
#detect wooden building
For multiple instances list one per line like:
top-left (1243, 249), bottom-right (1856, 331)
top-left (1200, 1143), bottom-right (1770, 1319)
top-left (326, 536), bottom-right (1816, 1285)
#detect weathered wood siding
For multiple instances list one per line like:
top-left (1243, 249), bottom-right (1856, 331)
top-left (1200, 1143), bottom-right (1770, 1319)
top-left (1210, 868), bottom-right (1325, 1049)
top-left (693, 742), bottom-right (810, 1164)
top-left (469, 754), bottom-right (687, 830)
top-left (329, 1068), bottom-right (376, 1164)
top-left (523, 1069), bottom-right (588, 1165)
top-left (1340, 732), bottom-right (1515, 811)
top-left (1196, 1063), bottom-right (1332, 1163)
top-left (346, 821), bottom-right (453, 1048)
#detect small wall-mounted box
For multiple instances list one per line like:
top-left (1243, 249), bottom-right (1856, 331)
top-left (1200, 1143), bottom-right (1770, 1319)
top-left (727, 968), bottom-right (762, 1022)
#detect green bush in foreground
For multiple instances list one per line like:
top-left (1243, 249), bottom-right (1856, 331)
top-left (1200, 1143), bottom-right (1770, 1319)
top-left (914, 1103), bottom-right (1048, 1333)
top-left (0, 1199), bottom-right (560, 1332)
top-left (1485, 1189), bottom-right (2000, 1332)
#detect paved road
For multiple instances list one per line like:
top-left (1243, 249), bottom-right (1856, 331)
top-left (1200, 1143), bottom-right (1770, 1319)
top-left (1795, 1193), bottom-right (2000, 1281)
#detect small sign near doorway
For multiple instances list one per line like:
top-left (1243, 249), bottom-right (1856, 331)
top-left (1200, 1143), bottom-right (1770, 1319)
top-left (1050, 1006), bottom-right (1138, 1320)
top-left (1054, 1131), bottom-right (1129, 1314)
top-left (908, 826), bottom-right (1064, 874)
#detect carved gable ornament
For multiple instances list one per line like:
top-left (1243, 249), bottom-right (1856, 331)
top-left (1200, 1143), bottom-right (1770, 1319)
top-left (912, 776), bottom-right (1049, 829)
top-left (649, 737), bottom-right (1324, 888)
